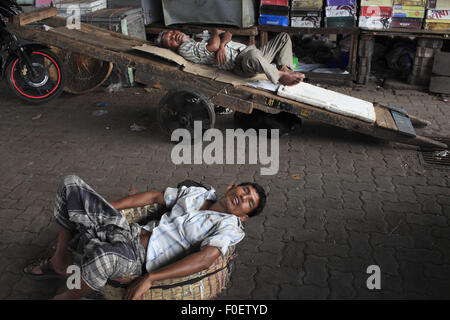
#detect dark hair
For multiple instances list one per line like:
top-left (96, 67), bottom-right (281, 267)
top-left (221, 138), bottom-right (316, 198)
top-left (155, 30), bottom-right (168, 47)
top-left (238, 182), bottom-right (266, 218)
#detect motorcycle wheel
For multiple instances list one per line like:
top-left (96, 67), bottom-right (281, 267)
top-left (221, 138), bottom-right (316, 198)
top-left (5, 49), bottom-right (65, 103)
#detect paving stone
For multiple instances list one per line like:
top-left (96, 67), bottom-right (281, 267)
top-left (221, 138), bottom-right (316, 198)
top-left (278, 284), bottom-right (329, 300)
top-left (406, 213), bottom-right (448, 227)
top-left (329, 271), bottom-right (355, 299)
top-left (303, 254), bottom-right (328, 287)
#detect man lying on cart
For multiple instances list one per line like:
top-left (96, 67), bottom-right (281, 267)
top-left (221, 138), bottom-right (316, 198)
top-left (156, 28), bottom-right (305, 87)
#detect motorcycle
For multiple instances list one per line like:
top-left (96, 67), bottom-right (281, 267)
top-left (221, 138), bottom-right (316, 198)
top-left (0, 0), bottom-right (65, 103)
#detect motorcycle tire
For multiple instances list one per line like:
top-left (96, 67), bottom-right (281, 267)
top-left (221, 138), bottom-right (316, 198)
top-left (5, 48), bottom-right (66, 104)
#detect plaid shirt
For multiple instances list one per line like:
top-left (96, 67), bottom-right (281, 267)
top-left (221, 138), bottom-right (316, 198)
top-left (143, 186), bottom-right (245, 273)
top-left (177, 32), bottom-right (247, 71)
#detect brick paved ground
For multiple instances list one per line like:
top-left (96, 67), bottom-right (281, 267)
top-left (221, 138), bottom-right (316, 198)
top-left (0, 80), bottom-right (448, 300)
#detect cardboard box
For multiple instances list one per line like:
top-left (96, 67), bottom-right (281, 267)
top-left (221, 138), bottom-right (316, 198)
top-left (260, 5), bottom-right (290, 16)
top-left (393, 0), bottom-right (425, 6)
top-left (324, 16), bottom-right (356, 27)
top-left (35, 0), bottom-right (56, 7)
top-left (389, 17), bottom-right (423, 28)
top-left (325, 5), bottom-right (356, 17)
top-left (424, 18), bottom-right (450, 29)
top-left (17, 0), bottom-right (35, 4)
top-left (291, 16), bottom-right (321, 27)
top-left (291, 10), bottom-right (322, 17)
top-left (427, 0), bottom-right (450, 9)
top-left (427, 9), bottom-right (450, 19)
top-left (359, 16), bottom-right (392, 28)
top-left (107, 0), bottom-right (164, 25)
top-left (326, 0), bottom-right (356, 5)
top-left (261, 0), bottom-right (290, 5)
top-left (360, 6), bottom-right (393, 17)
top-left (361, 0), bottom-right (393, 5)
top-left (55, 0), bottom-right (107, 18)
top-left (259, 14), bottom-right (289, 26)
top-left (291, 0), bottom-right (323, 9)
top-left (392, 6), bottom-right (425, 18)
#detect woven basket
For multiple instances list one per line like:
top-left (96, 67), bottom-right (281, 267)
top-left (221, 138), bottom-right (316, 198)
top-left (100, 205), bottom-right (236, 300)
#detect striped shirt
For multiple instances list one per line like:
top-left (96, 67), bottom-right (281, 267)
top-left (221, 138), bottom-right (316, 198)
top-left (143, 186), bottom-right (245, 273)
top-left (177, 32), bottom-right (247, 71)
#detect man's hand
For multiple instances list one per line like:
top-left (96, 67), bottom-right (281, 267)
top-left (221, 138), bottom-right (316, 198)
top-left (123, 275), bottom-right (153, 300)
top-left (216, 47), bottom-right (227, 66)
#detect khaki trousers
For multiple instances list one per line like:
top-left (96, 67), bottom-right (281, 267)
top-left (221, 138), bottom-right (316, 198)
top-left (233, 32), bottom-right (295, 84)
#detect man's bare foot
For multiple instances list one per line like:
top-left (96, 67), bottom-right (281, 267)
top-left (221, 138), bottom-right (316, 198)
top-left (279, 70), bottom-right (302, 86)
top-left (278, 65), bottom-right (305, 83)
top-left (24, 256), bottom-right (72, 277)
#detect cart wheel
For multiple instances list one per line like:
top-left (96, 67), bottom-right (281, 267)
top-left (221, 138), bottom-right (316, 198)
top-left (51, 48), bottom-right (113, 94)
top-left (157, 90), bottom-right (216, 138)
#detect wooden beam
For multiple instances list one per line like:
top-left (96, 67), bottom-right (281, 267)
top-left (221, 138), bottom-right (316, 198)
top-left (13, 7), bottom-right (58, 27)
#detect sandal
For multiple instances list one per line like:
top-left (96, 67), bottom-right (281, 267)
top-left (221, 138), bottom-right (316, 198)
top-left (23, 258), bottom-right (67, 280)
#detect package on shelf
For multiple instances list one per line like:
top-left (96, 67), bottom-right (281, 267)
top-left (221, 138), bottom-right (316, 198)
top-left (427, 9), bottom-right (450, 19)
top-left (393, 0), bottom-right (425, 6)
top-left (291, 10), bottom-right (322, 17)
top-left (291, 16), bottom-right (321, 27)
top-left (427, 0), bottom-right (450, 9)
top-left (259, 14), bottom-right (289, 26)
top-left (359, 16), bottom-right (392, 28)
top-left (324, 16), bottom-right (356, 26)
top-left (261, 0), bottom-right (290, 5)
top-left (361, 0), bottom-right (393, 5)
top-left (107, 0), bottom-right (163, 25)
top-left (424, 18), bottom-right (450, 29)
top-left (54, 0), bottom-right (107, 18)
top-left (325, 5), bottom-right (356, 17)
top-left (326, 0), bottom-right (356, 5)
top-left (360, 6), bottom-right (393, 17)
top-left (389, 16), bottom-right (423, 28)
top-left (17, 0), bottom-right (35, 5)
top-left (35, 0), bottom-right (56, 6)
top-left (260, 4), bottom-right (290, 16)
top-left (392, 5), bottom-right (425, 18)
top-left (291, 0), bottom-right (323, 9)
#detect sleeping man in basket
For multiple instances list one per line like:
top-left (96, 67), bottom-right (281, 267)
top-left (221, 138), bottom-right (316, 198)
top-left (156, 28), bottom-right (305, 87)
top-left (23, 175), bottom-right (266, 300)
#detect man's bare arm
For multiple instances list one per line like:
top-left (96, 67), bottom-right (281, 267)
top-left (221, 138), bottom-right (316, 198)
top-left (205, 28), bottom-right (223, 53)
top-left (123, 246), bottom-right (221, 300)
top-left (110, 191), bottom-right (165, 210)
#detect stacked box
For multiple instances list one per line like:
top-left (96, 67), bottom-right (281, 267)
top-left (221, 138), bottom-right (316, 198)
top-left (425, 0), bottom-right (450, 30)
top-left (391, 0), bottom-right (425, 28)
top-left (52, 0), bottom-right (107, 18)
top-left (291, 0), bottom-right (323, 27)
top-left (359, 0), bottom-right (393, 30)
top-left (325, 0), bottom-right (357, 27)
top-left (259, 0), bottom-right (290, 26)
top-left (107, 0), bottom-right (163, 25)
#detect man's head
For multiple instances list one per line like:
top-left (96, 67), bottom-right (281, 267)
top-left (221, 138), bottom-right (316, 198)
top-left (218, 182), bottom-right (267, 221)
top-left (156, 30), bottom-right (187, 51)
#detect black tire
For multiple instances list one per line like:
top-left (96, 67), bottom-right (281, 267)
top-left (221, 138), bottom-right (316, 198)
top-left (157, 90), bottom-right (216, 139)
top-left (5, 48), bottom-right (65, 103)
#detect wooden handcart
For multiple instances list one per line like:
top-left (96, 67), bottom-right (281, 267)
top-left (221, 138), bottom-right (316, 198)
top-left (9, 8), bottom-right (448, 150)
